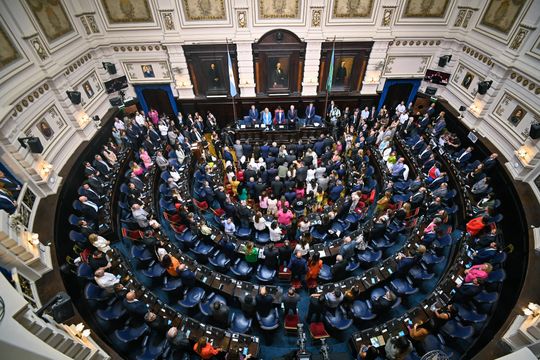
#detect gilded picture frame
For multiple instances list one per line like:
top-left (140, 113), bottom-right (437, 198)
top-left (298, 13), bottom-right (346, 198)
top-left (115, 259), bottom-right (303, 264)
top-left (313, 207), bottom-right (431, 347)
top-left (0, 24), bottom-right (21, 69)
top-left (182, 0), bottom-right (226, 20)
top-left (332, 0), bottom-right (374, 18)
top-left (258, 0), bottom-right (300, 19)
top-left (403, 0), bottom-right (450, 18)
top-left (25, 0), bottom-right (74, 42)
top-left (100, 0), bottom-right (153, 23)
top-left (480, 0), bottom-right (527, 34)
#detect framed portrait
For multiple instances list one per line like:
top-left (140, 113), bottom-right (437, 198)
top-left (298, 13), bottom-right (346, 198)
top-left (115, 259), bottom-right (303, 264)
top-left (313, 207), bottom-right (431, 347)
top-left (508, 106), bottom-right (527, 126)
top-left (0, 24), bottom-right (21, 69)
top-left (333, 57), bottom-right (354, 89)
top-left (100, 0), bottom-right (153, 23)
top-left (461, 72), bottom-right (474, 89)
top-left (268, 57), bottom-right (290, 90)
top-left (205, 62), bottom-right (226, 93)
top-left (141, 64), bottom-right (155, 78)
top-left (82, 81), bottom-right (95, 98)
top-left (37, 119), bottom-right (54, 140)
top-left (480, 0), bottom-right (528, 34)
top-left (25, 0), bottom-right (74, 42)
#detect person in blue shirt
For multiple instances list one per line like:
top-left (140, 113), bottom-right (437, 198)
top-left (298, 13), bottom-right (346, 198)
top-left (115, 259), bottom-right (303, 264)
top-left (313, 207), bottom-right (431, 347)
top-left (328, 180), bottom-right (344, 202)
top-left (288, 251), bottom-right (307, 283)
top-left (261, 107), bottom-right (273, 129)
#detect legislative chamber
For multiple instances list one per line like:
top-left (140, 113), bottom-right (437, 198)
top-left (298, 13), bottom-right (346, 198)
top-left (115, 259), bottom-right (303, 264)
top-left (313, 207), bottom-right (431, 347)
top-left (0, 1), bottom-right (539, 360)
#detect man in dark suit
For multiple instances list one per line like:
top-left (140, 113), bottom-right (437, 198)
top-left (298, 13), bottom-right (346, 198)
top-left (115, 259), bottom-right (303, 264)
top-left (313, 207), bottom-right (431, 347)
top-left (287, 105), bottom-right (297, 129)
top-left (178, 264), bottom-right (196, 288)
top-left (0, 171), bottom-right (20, 193)
top-left (93, 155), bottom-right (111, 177)
top-left (248, 105), bottom-right (259, 124)
top-left (123, 291), bottom-right (148, 318)
top-left (410, 187), bottom-right (427, 209)
top-left (271, 176), bottom-right (284, 197)
top-left (0, 191), bottom-right (16, 214)
top-left (256, 286), bottom-right (275, 316)
top-left (328, 180), bottom-right (344, 202)
top-left (78, 195), bottom-right (99, 220)
top-left (260, 142), bottom-right (270, 159)
top-left (305, 102), bottom-right (316, 125)
top-left (272, 62), bottom-right (287, 87)
top-left (210, 301), bottom-right (229, 329)
top-left (274, 106), bottom-right (286, 126)
top-left (454, 146), bottom-right (473, 167)
top-left (296, 163), bottom-right (308, 183)
top-left (482, 153), bottom-right (498, 171)
top-left (79, 183), bottom-right (102, 205)
top-left (242, 141), bottom-right (253, 159)
top-left (331, 255), bottom-right (347, 281)
top-left (263, 243), bottom-right (280, 270)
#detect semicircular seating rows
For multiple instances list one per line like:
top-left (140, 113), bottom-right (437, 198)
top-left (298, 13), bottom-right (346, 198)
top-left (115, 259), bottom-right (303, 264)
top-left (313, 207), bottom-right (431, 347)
top-left (63, 107), bottom-right (508, 360)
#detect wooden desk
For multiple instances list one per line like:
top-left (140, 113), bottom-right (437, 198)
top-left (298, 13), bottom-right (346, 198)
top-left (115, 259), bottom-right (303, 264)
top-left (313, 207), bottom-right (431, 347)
top-left (234, 127), bottom-right (327, 144)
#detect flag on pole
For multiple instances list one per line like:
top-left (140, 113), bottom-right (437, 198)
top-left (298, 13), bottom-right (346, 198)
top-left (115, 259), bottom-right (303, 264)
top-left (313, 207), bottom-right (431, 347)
top-left (227, 48), bottom-right (237, 97)
top-left (326, 43), bottom-right (335, 92)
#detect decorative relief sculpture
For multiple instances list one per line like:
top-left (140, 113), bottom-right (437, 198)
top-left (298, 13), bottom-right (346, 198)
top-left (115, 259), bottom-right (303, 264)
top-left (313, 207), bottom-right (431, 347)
top-left (162, 12), bottom-right (175, 30)
top-left (311, 9), bottom-right (321, 26)
top-left (510, 28), bottom-right (528, 50)
top-left (454, 9), bottom-right (466, 27)
top-left (87, 15), bottom-right (100, 33)
top-left (29, 36), bottom-right (49, 61)
top-left (238, 10), bottom-right (247, 27)
top-left (381, 8), bottom-right (393, 26)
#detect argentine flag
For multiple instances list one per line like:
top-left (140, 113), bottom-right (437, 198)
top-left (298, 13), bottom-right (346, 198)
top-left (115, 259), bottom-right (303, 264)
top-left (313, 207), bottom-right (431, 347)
top-left (227, 49), bottom-right (237, 97)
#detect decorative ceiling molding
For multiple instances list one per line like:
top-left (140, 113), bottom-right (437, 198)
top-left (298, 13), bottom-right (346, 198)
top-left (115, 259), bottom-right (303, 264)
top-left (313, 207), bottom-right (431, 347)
top-left (461, 44), bottom-right (494, 67)
top-left (388, 39), bottom-right (442, 47)
top-left (509, 71), bottom-right (539, 96)
top-left (10, 82), bottom-right (50, 118)
top-left (112, 44), bottom-right (167, 52)
top-left (63, 53), bottom-right (92, 76)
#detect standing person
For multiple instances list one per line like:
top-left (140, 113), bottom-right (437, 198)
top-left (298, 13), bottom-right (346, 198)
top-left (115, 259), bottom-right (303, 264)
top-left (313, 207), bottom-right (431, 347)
top-left (241, 241), bottom-right (259, 265)
top-left (288, 251), bottom-right (307, 285)
top-left (283, 287), bottom-right (300, 316)
top-left (306, 293), bottom-right (325, 323)
top-left (148, 108), bottom-right (159, 126)
top-left (306, 252), bottom-right (323, 289)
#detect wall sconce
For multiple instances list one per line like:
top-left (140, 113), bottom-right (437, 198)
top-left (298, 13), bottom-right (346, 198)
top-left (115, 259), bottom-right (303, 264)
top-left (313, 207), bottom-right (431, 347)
top-left (31, 233), bottom-right (40, 246)
top-left (523, 303), bottom-right (540, 317)
top-left (517, 148), bottom-right (528, 159)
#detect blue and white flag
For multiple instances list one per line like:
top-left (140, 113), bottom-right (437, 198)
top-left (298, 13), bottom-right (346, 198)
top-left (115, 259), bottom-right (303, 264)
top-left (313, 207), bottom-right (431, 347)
top-left (227, 49), bottom-right (237, 97)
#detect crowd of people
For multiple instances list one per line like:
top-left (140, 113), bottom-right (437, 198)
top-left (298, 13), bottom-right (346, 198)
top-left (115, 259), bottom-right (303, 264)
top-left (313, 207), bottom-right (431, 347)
top-left (65, 96), bottom-right (507, 360)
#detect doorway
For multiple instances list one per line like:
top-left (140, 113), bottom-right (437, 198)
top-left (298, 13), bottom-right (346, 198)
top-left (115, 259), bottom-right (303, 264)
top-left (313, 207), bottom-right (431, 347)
top-left (133, 84), bottom-right (178, 118)
top-left (377, 79), bottom-right (421, 115)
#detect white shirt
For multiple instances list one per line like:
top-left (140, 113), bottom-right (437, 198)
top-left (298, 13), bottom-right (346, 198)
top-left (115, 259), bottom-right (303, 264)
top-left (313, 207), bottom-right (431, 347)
top-left (135, 113), bottom-right (145, 126)
top-left (306, 168), bottom-right (316, 182)
top-left (95, 272), bottom-right (119, 291)
top-left (158, 123), bottom-right (169, 136)
top-left (253, 217), bottom-right (266, 231)
top-left (399, 113), bottom-right (409, 124)
top-left (114, 120), bottom-right (125, 130)
top-left (396, 104), bottom-right (406, 114)
top-left (92, 235), bottom-right (111, 253)
top-left (294, 244), bottom-right (310, 256)
top-left (268, 226), bottom-right (282, 242)
top-left (361, 110), bottom-right (370, 120)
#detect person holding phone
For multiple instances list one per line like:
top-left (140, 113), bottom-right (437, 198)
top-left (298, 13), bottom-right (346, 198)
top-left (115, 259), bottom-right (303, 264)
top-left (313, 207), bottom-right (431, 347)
top-left (358, 344), bottom-right (379, 360)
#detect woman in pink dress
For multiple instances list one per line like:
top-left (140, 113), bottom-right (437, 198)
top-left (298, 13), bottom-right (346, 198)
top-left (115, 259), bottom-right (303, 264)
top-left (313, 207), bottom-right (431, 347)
top-left (148, 108), bottom-right (159, 126)
top-left (139, 148), bottom-right (153, 169)
top-left (464, 263), bottom-right (492, 283)
top-left (130, 161), bottom-right (144, 176)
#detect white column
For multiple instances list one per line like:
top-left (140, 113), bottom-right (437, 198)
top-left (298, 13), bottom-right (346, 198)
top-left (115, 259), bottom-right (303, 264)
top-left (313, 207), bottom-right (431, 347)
top-left (362, 40), bottom-right (390, 95)
top-left (236, 42), bottom-right (256, 98)
top-left (302, 40), bottom-right (322, 97)
top-left (164, 44), bottom-right (195, 99)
